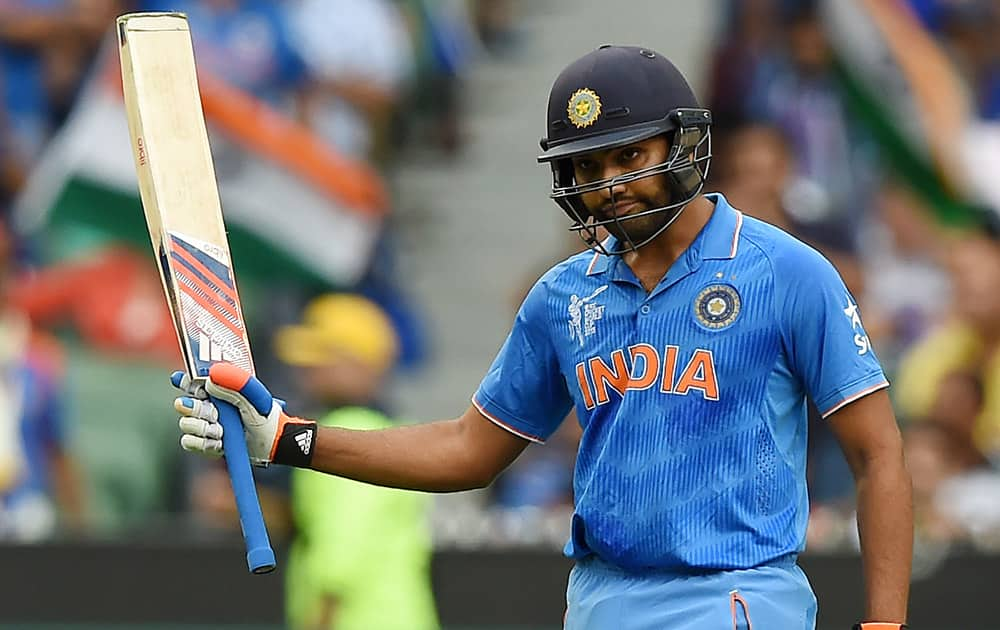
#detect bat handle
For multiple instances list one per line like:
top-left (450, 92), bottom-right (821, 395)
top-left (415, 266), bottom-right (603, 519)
top-left (214, 397), bottom-right (277, 574)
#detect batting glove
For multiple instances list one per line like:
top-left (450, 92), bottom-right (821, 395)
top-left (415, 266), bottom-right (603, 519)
top-left (173, 363), bottom-right (317, 467)
top-left (852, 624), bottom-right (908, 629)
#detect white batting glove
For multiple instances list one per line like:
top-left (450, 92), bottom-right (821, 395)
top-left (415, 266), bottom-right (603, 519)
top-left (172, 372), bottom-right (223, 457)
top-left (172, 364), bottom-right (317, 467)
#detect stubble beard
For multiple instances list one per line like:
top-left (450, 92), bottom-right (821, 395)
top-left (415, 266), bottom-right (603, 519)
top-left (595, 190), bottom-right (674, 248)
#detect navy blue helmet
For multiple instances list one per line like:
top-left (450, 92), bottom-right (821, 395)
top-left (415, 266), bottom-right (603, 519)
top-left (538, 45), bottom-right (712, 254)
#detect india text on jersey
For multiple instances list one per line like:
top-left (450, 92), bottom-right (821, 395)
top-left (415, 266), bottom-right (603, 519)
top-left (575, 344), bottom-right (718, 410)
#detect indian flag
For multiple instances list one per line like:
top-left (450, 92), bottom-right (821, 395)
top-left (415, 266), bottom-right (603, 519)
top-left (14, 49), bottom-right (387, 289)
top-left (822, 0), bottom-right (983, 227)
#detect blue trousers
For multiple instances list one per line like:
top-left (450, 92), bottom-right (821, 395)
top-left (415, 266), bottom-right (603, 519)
top-left (564, 556), bottom-right (817, 629)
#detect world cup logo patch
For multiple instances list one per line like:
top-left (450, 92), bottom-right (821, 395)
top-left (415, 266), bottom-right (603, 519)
top-left (694, 284), bottom-right (741, 330)
top-left (567, 88), bottom-right (602, 128)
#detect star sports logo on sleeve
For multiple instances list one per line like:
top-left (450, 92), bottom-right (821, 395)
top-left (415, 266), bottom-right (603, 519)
top-left (843, 294), bottom-right (871, 355)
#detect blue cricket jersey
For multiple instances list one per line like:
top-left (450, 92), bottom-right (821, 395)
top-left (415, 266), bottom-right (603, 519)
top-left (473, 193), bottom-right (888, 572)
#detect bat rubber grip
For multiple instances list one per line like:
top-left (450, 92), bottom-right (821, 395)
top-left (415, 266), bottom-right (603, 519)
top-left (214, 397), bottom-right (276, 574)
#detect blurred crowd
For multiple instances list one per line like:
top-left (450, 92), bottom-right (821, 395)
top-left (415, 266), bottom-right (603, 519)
top-left (0, 0), bottom-right (524, 546)
top-left (3, 0), bottom-right (1000, 594)
top-left (0, 1), bottom-right (527, 626)
top-left (704, 0), bottom-right (1000, 556)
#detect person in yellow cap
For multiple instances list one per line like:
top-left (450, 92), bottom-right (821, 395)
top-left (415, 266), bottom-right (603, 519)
top-left (275, 294), bottom-right (439, 630)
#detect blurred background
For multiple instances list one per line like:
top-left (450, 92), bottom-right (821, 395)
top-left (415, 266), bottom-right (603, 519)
top-left (1, 0), bottom-right (999, 628)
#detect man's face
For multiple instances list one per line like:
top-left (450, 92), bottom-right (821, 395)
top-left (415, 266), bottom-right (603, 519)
top-left (571, 135), bottom-right (673, 245)
top-left (300, 349), bottom-right (384, 407)
top-left (949, 234), bottom-right (1000, 332)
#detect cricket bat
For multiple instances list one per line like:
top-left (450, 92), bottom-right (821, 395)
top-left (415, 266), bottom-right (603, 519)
top-left (117, 12), bottom-right (276, 574)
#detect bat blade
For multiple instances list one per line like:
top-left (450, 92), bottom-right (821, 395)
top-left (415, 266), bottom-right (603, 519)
top-left (117, 11), bottom-right (275, 574)
top-left (167, 232), bottom-right (253, 374)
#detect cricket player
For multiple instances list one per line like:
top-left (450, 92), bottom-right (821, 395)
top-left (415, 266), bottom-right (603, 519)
top-left (174, 45), bottom-right (911, 629)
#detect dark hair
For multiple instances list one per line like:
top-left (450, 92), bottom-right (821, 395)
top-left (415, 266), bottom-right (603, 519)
top-left (780, 0), bottom-right (820, 26)
top-left (976, 207), bottom-right (1000, 241)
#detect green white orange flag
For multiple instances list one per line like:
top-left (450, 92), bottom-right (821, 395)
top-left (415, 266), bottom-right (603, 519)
top-left (823, 0), bottom-right (986, 227)
top-left (14, 49), bottom-right (387, 288)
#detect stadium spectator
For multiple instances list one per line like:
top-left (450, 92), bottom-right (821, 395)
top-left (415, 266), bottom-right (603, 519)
top-left (921, 370), bottom-right (987, 470)
top-left (282, 0), bottom-right (430, 393)
top-left (709, 124), bottom-right (795, 232)
top-left (904, 368), bottom-right (995, 547)
top-left (0, 1), bottom-right (122, 168)
top-left (895, 231), bottom-right (1000, 458)
top-left (744, 0), bottom-right (879, 254)
top-left (289, 0), bottom-right (414, 163)
top-left (934, 1), bottom-right (1000, 120)
top-left (859, 0), bottom-right (1000, 220)
top-left (710, 122), bottom-right (863, 291)
top-left (904, 422), bottom-right (968, 544)
top-left (824, 369), bottom-right (991, 550)
top-left (394, 0), bottom-right (477, 156)
top-left (857, 182), bottom-right (952, 372)
top-left (706, 0), bottom-right (783, 131)
top-left (0, 310), bottom-right (79, 541)
top-left (273, 293), bottom-right (438, 630)
top-left (8, 242), bottom-right (185, 534)
top-left (471, 0), bottom-right (521, 56)
top-left (138, 0), bottom-right (307, 106)
top-left (0, 223), bottom-right (83, 540)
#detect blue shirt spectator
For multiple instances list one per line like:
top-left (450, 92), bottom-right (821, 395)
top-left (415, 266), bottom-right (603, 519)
top-left (140, 0), bottom-right (307, 106)
top-left (0, 321), bottom-right (70, 541)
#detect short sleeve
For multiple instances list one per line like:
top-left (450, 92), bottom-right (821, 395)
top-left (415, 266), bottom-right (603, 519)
top-left (473, 279), bottom-right (572, 443)
top-left (776, 244), bottom-right (889, 418)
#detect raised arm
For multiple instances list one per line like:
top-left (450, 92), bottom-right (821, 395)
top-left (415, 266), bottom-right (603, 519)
top-left (176, 275), bottom-right (567, 493)
top-left (309, 404), bottom-right (531, 492)
top-left (174, 364), bottom-right (531, 493)
top-left (857, 0), bottom-right (971, 187)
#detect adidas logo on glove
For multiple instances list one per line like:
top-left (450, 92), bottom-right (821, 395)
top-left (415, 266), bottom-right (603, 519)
top-left (274, 420), bottom-right (318, 468)
top-left (295, 429), bottom-right (313, 455)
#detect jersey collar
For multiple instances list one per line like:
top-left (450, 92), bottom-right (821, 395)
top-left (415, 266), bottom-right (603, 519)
top-left (585, 193), bottom-right (744, 277)
top-left (697, 193), bottom-right (744, 260)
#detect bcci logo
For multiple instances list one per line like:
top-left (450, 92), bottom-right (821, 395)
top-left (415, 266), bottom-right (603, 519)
top-left (694, 284), bottom-right (741, 330)
top-left (568, 285), bottom-right (608, 346)
top-left (567, 88), bottom-right (602, 128)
